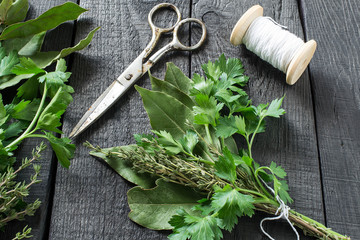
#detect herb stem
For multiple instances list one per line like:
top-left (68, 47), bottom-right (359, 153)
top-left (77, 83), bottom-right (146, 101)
top-left (183, 152), bottom-right (214, 165)
top-left (204, 124), bottom-right (213, 145)
top-left (6, 83), bottom-right (48, 150)
top-left (253, 169), bottom-right (273, 199)
top-left (234, 187), bottom-right (269, 199)
top-left (249, 116), bottom-right (265, 155)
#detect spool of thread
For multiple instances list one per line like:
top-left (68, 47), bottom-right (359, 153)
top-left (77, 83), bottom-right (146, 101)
top-left (230, 5), bottom-right (317, 85)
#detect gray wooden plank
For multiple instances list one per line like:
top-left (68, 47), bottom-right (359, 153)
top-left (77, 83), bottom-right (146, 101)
top-left (192, 0), bottom-right (323, 239)
top-left (299, 0), bottom-right (360, 239)
top-left (49, 0), bottom-right (190, 239)
top-left (0, 1), bottom-right (76, 239)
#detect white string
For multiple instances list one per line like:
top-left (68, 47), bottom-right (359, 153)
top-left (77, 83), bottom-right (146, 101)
top-left (242, 16), bottom-right (305, 73)
top-left (259, 180), bottom-right (300, 240)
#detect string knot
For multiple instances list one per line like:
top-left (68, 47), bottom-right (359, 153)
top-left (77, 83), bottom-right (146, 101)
top-left (260, 181), bottom-right (300, 239)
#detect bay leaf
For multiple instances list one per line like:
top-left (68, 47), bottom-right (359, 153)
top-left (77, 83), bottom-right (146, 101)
top-left (31, 26), bottom-right (100, 68)
top-left (0, 0), bottom-right (13, 23)
top-left (135, 86), bottom-right (193, 139)
top-left (128, 179), bottom-right (203, 230)
top-left (0, 2), bottom-right (87, 40)
top-left (2, 31), bottom-right (46, 56)
top-left (90, 145), bottom-right (157, 189)
top-left (0, 27), bottom-right (99, 89)
top-left (4, 0), bottom-right (28, 25)
top-left (0, 74), bottom-right (32, 90)
top-left (149, 72), bottom-right (195, 110)
top-left (164, 62), bottom-right (192, 94)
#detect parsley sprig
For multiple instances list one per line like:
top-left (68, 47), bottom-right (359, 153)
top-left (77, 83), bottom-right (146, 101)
top-left (3, 58), bottom-right (75, 168)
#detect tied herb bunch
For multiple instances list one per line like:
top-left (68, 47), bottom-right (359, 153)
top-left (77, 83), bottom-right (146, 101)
top-left (0, 1), bottom-right (98, 238)
top-left (88, 55), bottom-right (350, 240)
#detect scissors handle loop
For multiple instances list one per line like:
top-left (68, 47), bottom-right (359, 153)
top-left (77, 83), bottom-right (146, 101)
top-left (148, 3), bottom-right (181, 33)
top-left (173, 18), bottom-right (207, 51)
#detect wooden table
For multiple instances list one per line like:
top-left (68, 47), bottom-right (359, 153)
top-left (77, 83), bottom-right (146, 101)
top-left (2, 0), bottom-right (359, 239)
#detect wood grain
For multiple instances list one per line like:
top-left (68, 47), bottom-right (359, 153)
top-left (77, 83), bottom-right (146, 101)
top-left (299, 0), bottom-right (360, 239)
top-left (0, 1), bottom-right (76, 239)
top-left (4, 0), bottom-right (356, 239)
top-left (191, 0), bottom-right (323, 238)
top-left (49, 1), bottom-right (189, 239)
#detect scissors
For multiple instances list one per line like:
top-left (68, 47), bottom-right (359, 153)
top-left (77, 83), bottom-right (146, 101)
top-left (69, 3), bottom-right (206, 138)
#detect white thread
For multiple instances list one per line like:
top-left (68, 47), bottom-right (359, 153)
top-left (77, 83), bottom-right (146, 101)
top-left (259, 180), bottom-right (300, 240)
top-left (242, 17), bottom-right (305, 73)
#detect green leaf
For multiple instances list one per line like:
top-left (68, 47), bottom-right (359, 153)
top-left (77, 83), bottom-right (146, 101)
top-left (0, 94), bottom-right (8, 126)
top-left (185, 215), bottom-right (223, 240)
top-left (202, 60), bottom-right (221, 82)
top-left (214, 147), bottom-right (236, 183)
top-left (3, 31), bottom-right (46, 56)
top-left (241, 107), bottom-right (266, 134)
top-left (211, 185), bottom-right (255, 231)
top-left (178, 130), bottom-right (198, 154)
top-left (55, 58), bottom-right (67, 72)
top-left (54, 26), bottom-right (100, 60)
top-left (36, 86), bottom-right (73, 133)
top-left (30, 26), bottom-right (100, 69)
top-left (43, 132), bottom-right (74, 168)
top-left (90, 145), bottom-right (157, 189)
top-left (215, 116), bottom-right (237, 138)
top-left (16, 75), bottom-right (39, 99)
top-left (273, 176), bottom-right (281, 197)
top-left (234, 115), bottom-right (246, 136)
top-left (0, 0), bottom-right (13, 23)
top-left (214, 89), bottom-right (240, 104)
top-left (242, 155), bottom-right (253, 167)
top-left (193, 94), bottom-right (223, 126)
top-left (152, 130), bottom-right (184, 155)
top-left (127, 179), bottom-right (203, 230)
top-left (10, 98), bottom-right (40, 121)
top-left (190, 73), bottom-right (214, 96)
top-left (0, 2), bottom-right (87, 40)
top-left (269, 162), bottom-right (287, 178)
top-left (149, 72), bottom-right (195, 109)
top-left (133, 134), bottom-right (156, 154)
top-left (201, 54), bottom-right (246, 86)
top-left (38, 71), bottom-right (71, 89)
top-left (224, 136), bottom-right (238, 154)
top-left (278, 180), bottom-right (293, 204)
top-left (0, 50), bottom-right (19, 77)
top-left (3, 0), bottom-right (28, 25)
top-left (0, 141), bottom-right (14, 172)
top-left (169, 210), bottom-right (223, 240)
top-left (135, 86), bottom-right (193, 139)
top-left (3, 120), bottom-right (27, 140)
top-left (261, 97), bottom-right (286, 118)
top-left (0, 73), bottom-right (31, 90)
top-left (11, 57), bottom-right (45, 75)
top-left (164, 62), bottom-right (191, 94)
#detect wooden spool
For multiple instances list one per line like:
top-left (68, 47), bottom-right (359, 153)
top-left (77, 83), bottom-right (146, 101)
top-left (230, 5), bottom-right (317, 85)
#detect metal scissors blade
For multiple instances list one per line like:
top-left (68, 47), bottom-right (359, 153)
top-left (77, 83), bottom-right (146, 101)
top-left (69, 55), bottom-right (145, 138)
top-left (69, 3), bottom-right (206, 138)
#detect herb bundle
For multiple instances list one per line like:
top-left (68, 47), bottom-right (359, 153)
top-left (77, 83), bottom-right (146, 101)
top-left (0, 1), bottom-right (98, 237)
top-left (88, 55), bottom-right (349, 239)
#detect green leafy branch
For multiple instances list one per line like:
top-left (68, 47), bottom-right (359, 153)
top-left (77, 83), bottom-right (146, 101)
top-left (0, 143), bottom-right (45, 229)
top-left (88, 55), bottom-right (350, 240)
top-left (0, 1), bottom-right (98, 238)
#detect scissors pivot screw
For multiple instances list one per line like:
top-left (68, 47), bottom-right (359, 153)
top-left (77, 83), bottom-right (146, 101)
top-left (125, 74), bottom-right (133, 80)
